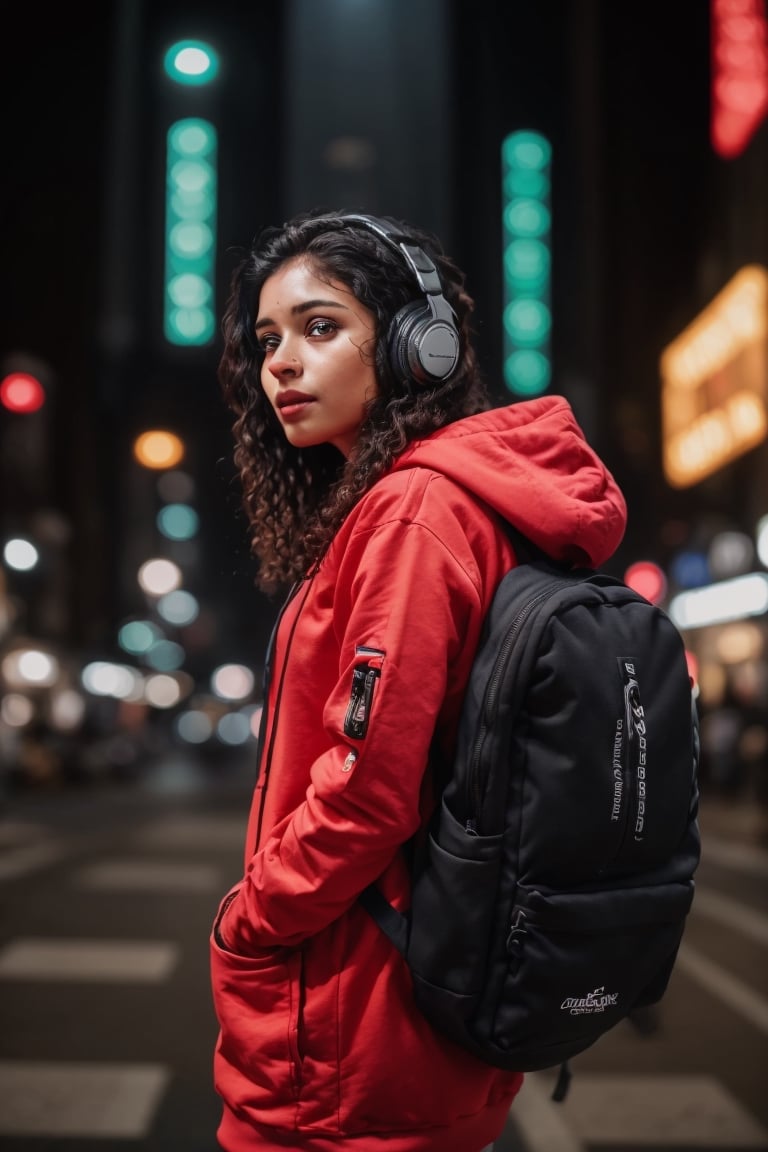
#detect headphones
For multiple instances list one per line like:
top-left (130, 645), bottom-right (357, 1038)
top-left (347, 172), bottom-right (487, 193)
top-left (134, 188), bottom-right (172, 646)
top-left (338, 213), bottom-right (461, 387)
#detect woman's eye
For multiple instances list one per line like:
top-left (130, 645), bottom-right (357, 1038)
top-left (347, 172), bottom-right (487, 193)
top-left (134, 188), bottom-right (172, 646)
top-left (259, 334), bottom-right (280, 353)
top-left (307, 319), bottom-right (337, 337)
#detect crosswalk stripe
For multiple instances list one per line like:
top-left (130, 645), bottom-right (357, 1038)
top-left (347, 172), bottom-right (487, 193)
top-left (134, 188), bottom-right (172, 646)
top-left (73, 858), bottom-right (223, 891)
top-left (524, 1072), bottom-right (768, 1148)
top-left (693, 886), bottom-right (768, 946)
top-left (0, 842), bottom-right (66, 881)
top-left (134, 814), bottom-right (246, 850)
top-left (676, 944), bottom-right (768, 1035)
top-left (0, 938), bottom-right (178, 981)
top-left (0, 1060), bottom-right (170, 1138)
top-left (702, 836), bottom-right (768, 879)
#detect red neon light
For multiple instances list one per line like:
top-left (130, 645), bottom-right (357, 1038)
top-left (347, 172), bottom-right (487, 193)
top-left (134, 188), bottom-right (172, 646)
top-left (624, 561), bottom-right (668, 606)
top-left (0, 372), bottom-right (45, 413)
top-left (711, 0), bottom-right (768, 158)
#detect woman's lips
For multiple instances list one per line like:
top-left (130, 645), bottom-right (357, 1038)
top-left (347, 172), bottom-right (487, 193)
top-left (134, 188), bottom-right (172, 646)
top-left (276, 391), bottom-right (315, 420)
top-left (277, 400), bottom-right (313, 419)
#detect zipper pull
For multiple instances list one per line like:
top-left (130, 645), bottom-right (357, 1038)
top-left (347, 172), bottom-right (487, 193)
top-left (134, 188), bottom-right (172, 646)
top-left (506, 908), bottom-right (528, 955)
top-left (343, 664), bottom-right (381, 739)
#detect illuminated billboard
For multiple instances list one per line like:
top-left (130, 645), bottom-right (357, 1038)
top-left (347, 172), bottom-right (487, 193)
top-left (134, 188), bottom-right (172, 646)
top-left (660, 265), bottom-right (768, 487)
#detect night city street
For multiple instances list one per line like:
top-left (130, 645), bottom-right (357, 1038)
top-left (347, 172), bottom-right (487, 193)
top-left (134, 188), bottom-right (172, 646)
top-left (2, 0), bottom-right (768, 1149)
top-left (0, 757), bottom-right (767, 1151)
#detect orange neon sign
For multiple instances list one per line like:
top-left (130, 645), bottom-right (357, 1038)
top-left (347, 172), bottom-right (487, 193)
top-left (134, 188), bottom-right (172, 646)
top-left (660, 265), bottom-right (768, 487)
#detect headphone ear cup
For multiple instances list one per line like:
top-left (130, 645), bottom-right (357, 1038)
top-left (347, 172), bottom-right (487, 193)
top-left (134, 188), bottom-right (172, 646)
top-left (388, 303), bottom-right (460, 386)
top-left (389, 303), bottom-right (429, 384)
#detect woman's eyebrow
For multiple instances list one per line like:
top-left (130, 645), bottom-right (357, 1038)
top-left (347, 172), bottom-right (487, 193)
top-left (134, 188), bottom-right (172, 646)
top-left (254, 299), bottom-right (351, 331)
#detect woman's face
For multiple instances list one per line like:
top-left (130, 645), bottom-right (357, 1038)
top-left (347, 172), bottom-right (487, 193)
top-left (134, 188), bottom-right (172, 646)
top-left (256, 257), bottom-right (379, 458)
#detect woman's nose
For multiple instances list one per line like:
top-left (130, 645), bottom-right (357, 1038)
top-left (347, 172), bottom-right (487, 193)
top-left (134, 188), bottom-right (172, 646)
top-left (268, 349), bottom-right (301, 378)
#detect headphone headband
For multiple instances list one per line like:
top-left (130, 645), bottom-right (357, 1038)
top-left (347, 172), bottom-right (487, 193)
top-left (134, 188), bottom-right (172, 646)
top-left (336, 213), bottom-right (461, 387)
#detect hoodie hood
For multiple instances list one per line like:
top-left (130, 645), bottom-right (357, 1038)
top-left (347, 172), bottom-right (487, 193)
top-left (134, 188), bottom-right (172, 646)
top-left (393, 396), bottom-right (627, 568)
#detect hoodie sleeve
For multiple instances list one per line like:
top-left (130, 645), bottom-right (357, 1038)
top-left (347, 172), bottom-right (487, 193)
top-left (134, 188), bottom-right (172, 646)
top-left (216, 480), bottom-right (489, 952)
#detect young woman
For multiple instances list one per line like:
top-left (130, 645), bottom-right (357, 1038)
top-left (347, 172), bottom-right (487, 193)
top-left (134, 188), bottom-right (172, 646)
top-left (211, 209), bottom-right (628, 1152)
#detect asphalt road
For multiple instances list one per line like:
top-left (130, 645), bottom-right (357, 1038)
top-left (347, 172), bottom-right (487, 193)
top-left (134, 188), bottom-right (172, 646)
top-left (0, 750), bottom-right (766, 1152)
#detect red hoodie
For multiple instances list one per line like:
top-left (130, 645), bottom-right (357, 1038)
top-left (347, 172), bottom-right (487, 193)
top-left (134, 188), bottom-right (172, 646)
top-left (210, 397), bottom-right (627, 1152)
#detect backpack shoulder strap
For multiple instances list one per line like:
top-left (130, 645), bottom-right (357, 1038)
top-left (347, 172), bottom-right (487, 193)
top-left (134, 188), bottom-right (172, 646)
top-left (501, 520), bottom-right (545, 564)
top-left (359, 885), bottom-right (409, 953)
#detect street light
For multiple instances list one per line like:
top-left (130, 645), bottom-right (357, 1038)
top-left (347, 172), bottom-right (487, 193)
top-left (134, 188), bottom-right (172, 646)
top-left (133, 430), bottom-right (185, 470)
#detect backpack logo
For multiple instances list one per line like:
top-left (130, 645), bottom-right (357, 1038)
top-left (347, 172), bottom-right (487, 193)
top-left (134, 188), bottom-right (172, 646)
top-left (619, 659), bottom-right (648, 842)
top-left (561, 986), bottom-right (620, 1015)
top-left (611, 721), bottom-right (626, 822)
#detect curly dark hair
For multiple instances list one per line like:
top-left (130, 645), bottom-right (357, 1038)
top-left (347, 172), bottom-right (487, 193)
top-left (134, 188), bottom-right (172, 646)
top-left (218, 208), bottom-right (490, 594)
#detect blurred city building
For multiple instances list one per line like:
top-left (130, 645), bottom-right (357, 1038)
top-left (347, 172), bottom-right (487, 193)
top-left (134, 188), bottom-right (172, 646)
top-left (1, 0), bottom-right (766, 795)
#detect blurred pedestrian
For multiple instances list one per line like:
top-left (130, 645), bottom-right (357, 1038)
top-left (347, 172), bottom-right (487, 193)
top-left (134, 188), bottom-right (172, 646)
top-left (699, 687), bottom-right (744, 795)
top-left (210, 209), bottom-right (627, 1152)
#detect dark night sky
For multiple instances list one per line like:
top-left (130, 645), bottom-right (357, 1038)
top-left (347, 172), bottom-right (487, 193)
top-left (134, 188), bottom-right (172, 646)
top-left (4, 7), bottom-right (114, 369)
top-left (2, 1), bottom-right (714, 424)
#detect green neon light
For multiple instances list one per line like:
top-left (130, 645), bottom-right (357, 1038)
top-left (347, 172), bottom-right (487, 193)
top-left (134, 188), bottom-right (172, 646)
top-left (163, 40), bottom-right (219, 86)
top-left (164, 118), bottom-right (218, 347)
top-left (502, 130), bottom-right (552, 398)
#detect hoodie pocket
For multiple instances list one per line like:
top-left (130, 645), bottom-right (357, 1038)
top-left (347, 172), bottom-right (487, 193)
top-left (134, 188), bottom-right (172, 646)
top-left (210, 927), bottom-right (303, 1102)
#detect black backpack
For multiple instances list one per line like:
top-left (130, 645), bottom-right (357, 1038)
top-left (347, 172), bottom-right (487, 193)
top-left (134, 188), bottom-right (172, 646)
top-left (361, 528), bottom-right (701, 1098)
